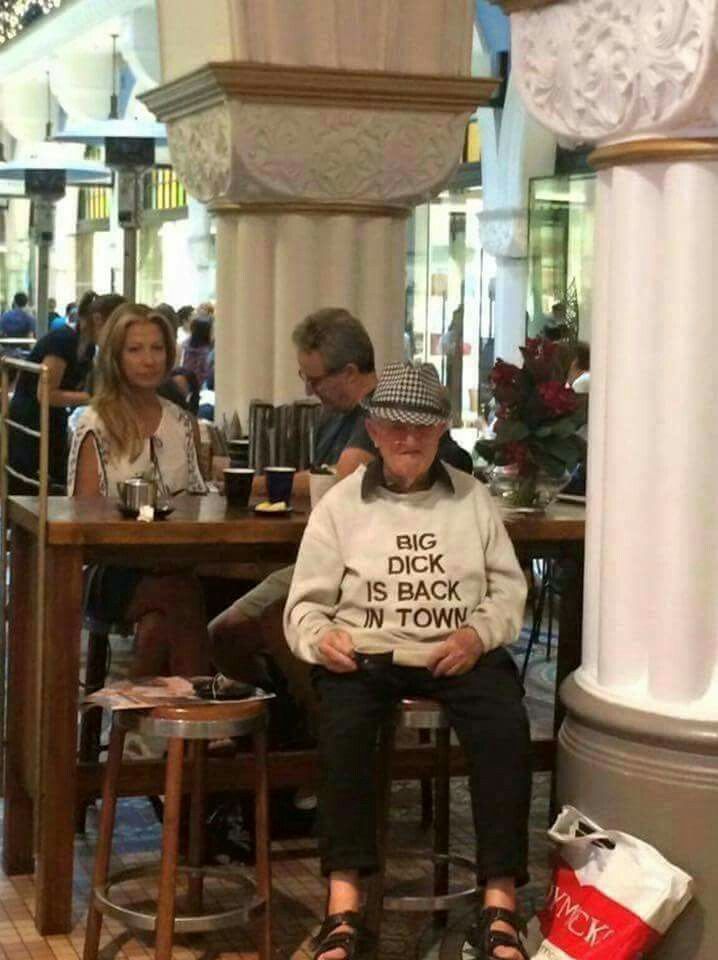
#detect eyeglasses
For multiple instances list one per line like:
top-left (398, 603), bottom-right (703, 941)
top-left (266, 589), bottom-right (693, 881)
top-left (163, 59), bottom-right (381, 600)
top-left (297, 364), bottom-right (346, 390)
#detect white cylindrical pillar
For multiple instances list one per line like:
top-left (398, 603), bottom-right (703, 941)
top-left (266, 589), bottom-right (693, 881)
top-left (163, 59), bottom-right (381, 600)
top-left (580, 155), bottom-right (718, 716)
top-left (492, 255), bottom-right (528, 364)
top-left (214, 210), bottom-right (406, 423)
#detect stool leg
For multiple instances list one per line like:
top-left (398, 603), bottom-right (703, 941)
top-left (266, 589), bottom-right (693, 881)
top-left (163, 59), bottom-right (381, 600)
top-left (418, 729), bottom-right (434, 828)
top-left (187, 740), bottom-right (206, 914)
top-left (364, 711), bottom-right (397, 954)
top-left (433, 726), bottom-right (451, 926)
top-left (253, 725), bottom-right (272, 960)
top-left (83, 721), bottom-right (126, 960)
top-left (155, 737), bottom-right (185, 960)
top-left (76, 631), bottom-right (111, 833)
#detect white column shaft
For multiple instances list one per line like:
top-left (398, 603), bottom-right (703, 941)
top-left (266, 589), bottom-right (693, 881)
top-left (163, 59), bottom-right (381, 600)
top-left (214, 212), bottom-right (405, 423)
top-left (493, 256), bottom-right (528, 364)
top-left (583, 158), bottom-right (718, 716)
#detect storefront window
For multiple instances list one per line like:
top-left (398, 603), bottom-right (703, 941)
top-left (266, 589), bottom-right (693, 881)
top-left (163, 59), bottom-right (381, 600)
top-left (526, 173), bottom-right (595, 341)
top-left (406, 183), bottom-right (496, 425)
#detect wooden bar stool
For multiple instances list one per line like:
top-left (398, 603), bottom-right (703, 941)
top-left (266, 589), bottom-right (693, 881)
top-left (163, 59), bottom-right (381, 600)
top-left (82, 699), bottom-right (271, 960)
top-left (364, 698), bottom-right (477, 946)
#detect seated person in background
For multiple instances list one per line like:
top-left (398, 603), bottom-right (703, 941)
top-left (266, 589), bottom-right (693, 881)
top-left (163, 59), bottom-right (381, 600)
top-left (68, 303), bottom-right (208, 678)
top-left (7, 292), bottom-right (125, 494)
top-left (285, 362), bottom-right (531, 960)
top-left (567, 340), bottom-right (590, 394)
top-left (158, 365), bottom-right (201, 416)
top-left (181, 313), bottom-right (213, 386)
top-left (0, 291), bottom-right (36, 338)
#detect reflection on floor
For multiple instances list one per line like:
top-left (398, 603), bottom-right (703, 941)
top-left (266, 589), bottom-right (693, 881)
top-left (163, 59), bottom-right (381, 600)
top-left (0, 629), bottom-right (556, 960)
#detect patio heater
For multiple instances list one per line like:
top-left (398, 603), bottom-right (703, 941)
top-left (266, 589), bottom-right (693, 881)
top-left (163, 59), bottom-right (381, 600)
top-left (53, 35), bottom-right (167, 301)
top-left (0, 156), bottom-right (112, 335)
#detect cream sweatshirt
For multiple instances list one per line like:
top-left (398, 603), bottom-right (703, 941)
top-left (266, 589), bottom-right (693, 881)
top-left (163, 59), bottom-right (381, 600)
top-left (284, 462), bottom-right (527, 667)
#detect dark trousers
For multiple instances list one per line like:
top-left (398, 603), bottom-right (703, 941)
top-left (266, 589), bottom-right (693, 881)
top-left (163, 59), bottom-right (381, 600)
top-left (312, 647), bottom-right (532, 886)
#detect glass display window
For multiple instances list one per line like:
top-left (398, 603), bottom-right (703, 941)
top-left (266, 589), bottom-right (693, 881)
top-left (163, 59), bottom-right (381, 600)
top-left (406, 184), bottom-right (496, 426)
top-left (526, 173), bottom-right (595, 343)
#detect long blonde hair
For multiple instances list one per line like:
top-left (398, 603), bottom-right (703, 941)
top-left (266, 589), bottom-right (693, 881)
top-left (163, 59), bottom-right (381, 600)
top-left (93, 303), bottom-right (176, 461)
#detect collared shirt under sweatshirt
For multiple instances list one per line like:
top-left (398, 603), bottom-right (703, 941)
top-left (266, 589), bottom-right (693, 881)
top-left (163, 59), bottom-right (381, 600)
top-left (284, 460), bottom-right (527, 668)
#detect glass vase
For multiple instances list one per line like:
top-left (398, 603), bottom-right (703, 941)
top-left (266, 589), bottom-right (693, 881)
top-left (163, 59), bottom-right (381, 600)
top-left (488, 464), bottom-right (570, 511)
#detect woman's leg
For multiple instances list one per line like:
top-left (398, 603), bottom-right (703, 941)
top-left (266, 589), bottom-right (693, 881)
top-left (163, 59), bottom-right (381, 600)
top-left (126, 573), bottom-right (209, 678)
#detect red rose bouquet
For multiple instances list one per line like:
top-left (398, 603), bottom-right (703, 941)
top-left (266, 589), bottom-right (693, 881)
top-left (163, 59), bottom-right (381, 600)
top-left (475, 338), bottom-right (587, 506)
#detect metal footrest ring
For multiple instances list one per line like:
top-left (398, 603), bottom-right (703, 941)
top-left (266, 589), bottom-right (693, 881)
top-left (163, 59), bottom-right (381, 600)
top-left (381, 852), bottom-right (478, 912)
top-left (93, 863), bottom-right (266, 933)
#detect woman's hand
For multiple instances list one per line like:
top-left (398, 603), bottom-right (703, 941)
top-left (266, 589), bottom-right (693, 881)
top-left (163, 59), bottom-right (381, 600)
top-left (316, 628), bottom-right (358, 673)
top-left (426, 626), bottom-right (484, 677)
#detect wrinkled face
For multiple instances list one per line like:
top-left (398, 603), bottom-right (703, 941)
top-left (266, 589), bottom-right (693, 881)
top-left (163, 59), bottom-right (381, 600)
top-left (121, 320), bottom-right (167, 391)
top-left (297, 349), bottom-right (353, 411)
top-left (365, 418), bottom-right (445, 491)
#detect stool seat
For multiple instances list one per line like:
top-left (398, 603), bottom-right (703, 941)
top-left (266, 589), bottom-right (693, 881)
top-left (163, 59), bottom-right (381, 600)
top-left (83, 698), bottom-right (272, 960)
top-left (400, 698), bottom-right (450, 729)
top-left (119, 698), bottom-right (267, 740)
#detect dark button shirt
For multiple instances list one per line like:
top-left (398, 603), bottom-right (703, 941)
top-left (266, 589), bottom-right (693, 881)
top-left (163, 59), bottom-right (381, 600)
top-left (360, 456), bottom-right (455, 500)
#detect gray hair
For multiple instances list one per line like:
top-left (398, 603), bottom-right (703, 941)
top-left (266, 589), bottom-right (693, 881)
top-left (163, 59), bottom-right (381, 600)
top-left (292, 307), bottom-right (375, 374)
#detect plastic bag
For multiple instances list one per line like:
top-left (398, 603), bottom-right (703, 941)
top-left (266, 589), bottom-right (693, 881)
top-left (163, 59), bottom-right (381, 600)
top-left (530, 806), bottom-right (693, 959)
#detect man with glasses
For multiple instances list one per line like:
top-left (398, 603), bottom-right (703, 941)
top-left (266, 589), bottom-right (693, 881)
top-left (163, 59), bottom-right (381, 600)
top-left (209, 308), bottom-right (380, 732)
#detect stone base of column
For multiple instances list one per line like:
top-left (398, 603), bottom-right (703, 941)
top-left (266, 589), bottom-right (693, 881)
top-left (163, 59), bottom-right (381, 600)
top-left (558, 674), bottom-right (718, 959)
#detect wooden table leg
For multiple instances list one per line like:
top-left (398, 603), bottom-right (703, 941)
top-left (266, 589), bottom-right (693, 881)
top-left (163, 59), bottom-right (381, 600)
top-left (550, 544), bottom-right (584, 819)
top-left (35, 545), bottom-right (84, 934)
top-left (3, 525), bottom-right (37, 875)
top-left (555, 544), bottom-right (584, 737)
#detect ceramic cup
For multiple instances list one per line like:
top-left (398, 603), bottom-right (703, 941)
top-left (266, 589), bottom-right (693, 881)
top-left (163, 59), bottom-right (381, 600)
top-left (224, 468), bottom-right (255, 508)
top-left (264, 466), bottom-right (296, 505)
top-left (309, 471), bottom-right (338, 509)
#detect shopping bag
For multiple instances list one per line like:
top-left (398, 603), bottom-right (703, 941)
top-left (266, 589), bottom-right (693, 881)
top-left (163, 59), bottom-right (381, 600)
top-left (531, 806), bottom-right (693, 959)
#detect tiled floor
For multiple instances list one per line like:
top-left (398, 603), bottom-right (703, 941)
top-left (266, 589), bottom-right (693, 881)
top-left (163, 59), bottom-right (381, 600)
top-left (0, 629), bottom-right (556, 960)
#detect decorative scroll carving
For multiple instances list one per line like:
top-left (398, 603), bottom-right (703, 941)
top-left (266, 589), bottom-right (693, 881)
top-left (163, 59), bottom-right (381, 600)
top-left (165, 101), bottom-right (470, 208)
top-left (510, 0), bottom-right (718, 143)
top-left (165, 105), bottom-right (232, 203)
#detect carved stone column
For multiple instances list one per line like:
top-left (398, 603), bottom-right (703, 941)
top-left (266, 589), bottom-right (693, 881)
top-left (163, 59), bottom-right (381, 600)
top-left (144, 2), bottom-right (496, 422)
top-left (477, 77), bottom-right (556, 364)
top-left (496, 1), bottom-right (718, 955)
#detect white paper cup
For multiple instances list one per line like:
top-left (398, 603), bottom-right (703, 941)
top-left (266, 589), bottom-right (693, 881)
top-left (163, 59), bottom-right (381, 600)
top-left (309, 471), bottom-right (339, 509)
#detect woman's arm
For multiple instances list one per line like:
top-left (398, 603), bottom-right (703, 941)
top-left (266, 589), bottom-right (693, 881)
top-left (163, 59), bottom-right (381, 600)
top-left (37, 355), bottom-right (90, 408)
top-left (73, 434), bottom-right (102, 496)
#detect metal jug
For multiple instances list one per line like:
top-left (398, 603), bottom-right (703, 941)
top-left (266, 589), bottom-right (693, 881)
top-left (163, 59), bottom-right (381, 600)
top-left (117, 478), bottom-right (155, 511)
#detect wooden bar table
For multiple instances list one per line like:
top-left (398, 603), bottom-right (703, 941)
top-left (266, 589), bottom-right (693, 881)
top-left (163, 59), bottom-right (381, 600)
top-left (2, 492), bottom-right (584, 934)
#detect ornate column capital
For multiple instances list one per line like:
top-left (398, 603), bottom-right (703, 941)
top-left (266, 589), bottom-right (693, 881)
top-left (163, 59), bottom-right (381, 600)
top-left (505, 0), bottom-right (718, 147)
top-left (142, 63), bottom-right (497, 213)
top-left (478, 207), bottom-right (528, 259)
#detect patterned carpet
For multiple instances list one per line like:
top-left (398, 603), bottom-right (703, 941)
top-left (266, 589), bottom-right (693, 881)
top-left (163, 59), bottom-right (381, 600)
top-left (0, 625), bottom-right (558, 960)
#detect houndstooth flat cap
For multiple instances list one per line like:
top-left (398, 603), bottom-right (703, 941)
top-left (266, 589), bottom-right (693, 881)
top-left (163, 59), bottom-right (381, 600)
top-left (363, 362), bottom-right (451, 425)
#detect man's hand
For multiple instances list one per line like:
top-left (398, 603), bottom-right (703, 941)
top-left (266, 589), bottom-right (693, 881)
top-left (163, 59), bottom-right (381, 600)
top-left (426, 626), bottom-right (484, 677)
top-left (316, 628), bottom-right (358, 673)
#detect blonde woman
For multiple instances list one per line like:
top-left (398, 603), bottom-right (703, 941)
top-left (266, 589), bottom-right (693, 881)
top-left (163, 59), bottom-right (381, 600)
top-left (67, 303), bottom-right (208, 677)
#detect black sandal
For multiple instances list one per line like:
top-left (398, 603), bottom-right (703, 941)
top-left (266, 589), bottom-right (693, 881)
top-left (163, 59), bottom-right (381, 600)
top-left (466, 906), bottom-right (529, 959)
top-left (311, 910), bottom-right (372, 960)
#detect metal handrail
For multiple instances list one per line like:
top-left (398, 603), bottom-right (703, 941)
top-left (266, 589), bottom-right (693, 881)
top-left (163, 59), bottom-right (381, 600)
top-left (0, 339), bottom-right (36, 348)
top-left (0, 355), bottom-right (50, 823)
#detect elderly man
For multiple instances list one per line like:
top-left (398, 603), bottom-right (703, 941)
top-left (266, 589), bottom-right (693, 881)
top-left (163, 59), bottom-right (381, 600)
top-left (284, 362), bottom-right (531, 960)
